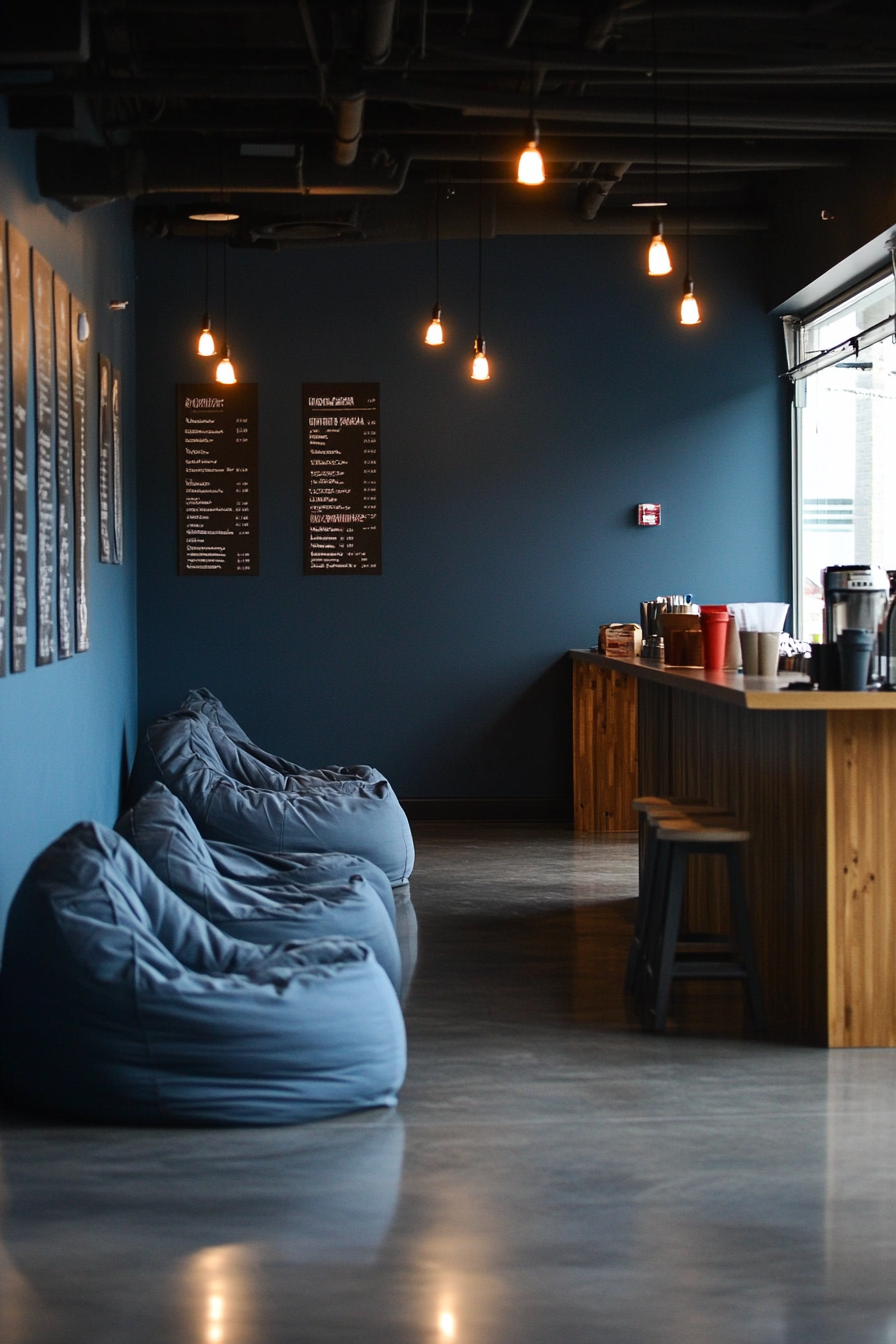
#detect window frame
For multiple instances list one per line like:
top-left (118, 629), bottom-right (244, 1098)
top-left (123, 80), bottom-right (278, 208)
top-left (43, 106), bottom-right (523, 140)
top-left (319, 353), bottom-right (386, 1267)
top-left (787, 263), bottom-right (896, 640)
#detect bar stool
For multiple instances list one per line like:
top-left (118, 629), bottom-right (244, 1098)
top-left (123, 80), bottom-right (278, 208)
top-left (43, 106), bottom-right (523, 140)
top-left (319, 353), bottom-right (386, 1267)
top-left (625, 796), bottom-right (721, 997)
top-left (640, 813), bottom-right (765, 1034)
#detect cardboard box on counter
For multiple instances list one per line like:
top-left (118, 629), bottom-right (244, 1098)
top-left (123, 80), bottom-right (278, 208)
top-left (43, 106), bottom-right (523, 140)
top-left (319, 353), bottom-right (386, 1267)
top-left (597, 623), bottom-right (643, 657)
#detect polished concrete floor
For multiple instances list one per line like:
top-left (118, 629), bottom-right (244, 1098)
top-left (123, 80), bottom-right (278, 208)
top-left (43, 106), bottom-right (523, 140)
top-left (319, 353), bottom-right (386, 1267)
top-left (3, 823), bottom-right (896, 1343)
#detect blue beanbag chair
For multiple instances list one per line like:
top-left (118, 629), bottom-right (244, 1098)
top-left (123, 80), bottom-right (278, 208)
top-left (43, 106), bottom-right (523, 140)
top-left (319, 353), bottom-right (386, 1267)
top-left (130, 710), bottom-right (415, 886)
top-left (0, 824), bottom-right (406, 1125)
top-left (182, 687), bottom-right (386, 786)
top-left (115, 783), bottom-right (403, 996)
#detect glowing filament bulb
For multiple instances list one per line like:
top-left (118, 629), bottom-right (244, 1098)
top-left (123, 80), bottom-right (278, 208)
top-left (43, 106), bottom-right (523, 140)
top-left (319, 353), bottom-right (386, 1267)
top-left (439, 1311), bottom-right (456, 1338)
top-left (197, 312), bottom-right (215, 356)
top-left (215, 344), bottom-right (237, 384)
top-left (517, 143), bottom-right (545, 185)
top-left (680, 276), bottom-right (701, 325)
top-left (425, 305), bottom-right (444, 346)
top-left (647, 218), bottom-right (672, 276)
top-left (471, 337), bottom-right (490, 381)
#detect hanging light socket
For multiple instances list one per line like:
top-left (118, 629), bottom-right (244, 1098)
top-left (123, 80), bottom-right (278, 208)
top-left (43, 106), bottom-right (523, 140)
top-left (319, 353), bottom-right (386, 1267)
top-left (215, 343), bottom-right (237, 384)
top-left (197, 311), bottom-right (216, 356)
top-left (647, 217), bottom-right (672, 276)
top-left (517, 119), bottom-right (545, 186)
top-left (471, 336), bottom-right (490, 381)
top-left (425, 303), bottom-right (444, 346)
top-left (680, 275), bottom-right (701, 325)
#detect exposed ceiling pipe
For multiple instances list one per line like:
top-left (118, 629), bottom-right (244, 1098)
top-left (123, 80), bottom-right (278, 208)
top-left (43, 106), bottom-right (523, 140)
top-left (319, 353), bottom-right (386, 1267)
top-left (366, 0), bottom-right (396, 64)
top-left (332, 90), bottom-right (365, 165)
top-left (618, 0), bottom-right (850, 17)
top-left (423, 43), bottom-right (896, 77)
top-left (504, 0), bottom-right (536, 49)
top-left (34, 132), bottom-right (850, 209)
top-left (577, 162), bottom-right (631, 219)
top-left (297, 0), bottom-right (326, 103)
top-left (584, 1), bottom-right (646, 51)
top-left (35, 135), bottom-right (411, 207)
top-left (15, 74), bottom-right (896, 134)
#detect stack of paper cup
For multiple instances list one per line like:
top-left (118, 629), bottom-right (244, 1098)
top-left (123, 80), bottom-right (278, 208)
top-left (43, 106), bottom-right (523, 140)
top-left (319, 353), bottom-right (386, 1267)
top-left (730, 603), bottom-right (790, 677)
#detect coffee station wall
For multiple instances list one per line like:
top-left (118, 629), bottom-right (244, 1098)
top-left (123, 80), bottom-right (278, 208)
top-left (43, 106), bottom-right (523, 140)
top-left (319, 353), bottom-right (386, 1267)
top-left (134, 231), bottom-right (788, 803)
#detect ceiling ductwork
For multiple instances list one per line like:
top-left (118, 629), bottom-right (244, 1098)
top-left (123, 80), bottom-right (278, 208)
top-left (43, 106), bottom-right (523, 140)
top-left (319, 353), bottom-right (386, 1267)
top-left (578, 163), bottom-right (632, 220)
top-left (365, 0), bottom-right (396, 65)
top-left (4, 1), bottom-right (895, 241)
top-left (332, 90), bottom-right (365, 166)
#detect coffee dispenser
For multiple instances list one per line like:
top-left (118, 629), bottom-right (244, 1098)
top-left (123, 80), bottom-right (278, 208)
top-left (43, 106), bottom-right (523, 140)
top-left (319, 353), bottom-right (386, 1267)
top-left (822, 565), bottom-right (888, 642)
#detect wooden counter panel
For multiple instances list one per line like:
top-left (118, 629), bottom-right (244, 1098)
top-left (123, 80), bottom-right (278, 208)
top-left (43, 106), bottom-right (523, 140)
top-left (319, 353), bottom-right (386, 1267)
top-left (827, 712), bottom-right (896, 1047)
top-left (572, 661), bottom-right (638, 833)
top-left (638, 678), bottom-right (829, 1043)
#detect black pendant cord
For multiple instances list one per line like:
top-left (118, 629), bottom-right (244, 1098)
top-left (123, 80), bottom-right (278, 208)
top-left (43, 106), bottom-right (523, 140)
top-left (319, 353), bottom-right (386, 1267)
top-left (652, 2), bottom-right (659, 206)
top-left (477, 135), bottom-right (483, 340)
top-left (435, 167), bottom-right (440, 309)
top-left (685, 81), bottom-right (691, 276)
top-left (204, 222), bottom-right (210, 318)
top-left (223, 237), bottom-right (228, 349)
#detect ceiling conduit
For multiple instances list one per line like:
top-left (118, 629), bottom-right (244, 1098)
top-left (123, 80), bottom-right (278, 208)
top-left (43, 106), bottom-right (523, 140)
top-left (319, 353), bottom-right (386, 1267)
top-left (577, 162), bottom-right (631, 219)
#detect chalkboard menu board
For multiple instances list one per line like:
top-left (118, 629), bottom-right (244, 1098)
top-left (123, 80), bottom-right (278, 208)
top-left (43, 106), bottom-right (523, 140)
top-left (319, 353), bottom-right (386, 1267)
top-left (33, 249), bottom-right (55, 666)
top-left (8, 223), bottom-right (30, 674)
top-left (0, 220), bottom-right (9, 675)
top-left (98, 354), bottom-right (113, 564)
top-left (54, 274), bottom-right (74, 659)
top-left (71, 300), bottom-right (89, 651)
top-left (302, 383), bottom-right (381, 575)
top-left (177, 383), bottom-right (259, 575)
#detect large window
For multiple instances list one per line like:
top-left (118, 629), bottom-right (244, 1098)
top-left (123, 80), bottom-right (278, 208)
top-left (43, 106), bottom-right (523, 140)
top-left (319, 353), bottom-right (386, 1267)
top-left (794, 274), bottom-right (896, 640)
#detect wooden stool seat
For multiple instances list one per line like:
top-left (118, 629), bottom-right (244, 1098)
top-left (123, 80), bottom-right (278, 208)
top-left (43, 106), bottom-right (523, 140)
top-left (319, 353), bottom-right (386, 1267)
top-left (654, 818), bottom-right (750, 844)
top-left (637, 816), bottom-right (765, 1033)
top-left (625, 795), bottom-right (734, 996)
top-left (632, 795), bottom-right (707, 813)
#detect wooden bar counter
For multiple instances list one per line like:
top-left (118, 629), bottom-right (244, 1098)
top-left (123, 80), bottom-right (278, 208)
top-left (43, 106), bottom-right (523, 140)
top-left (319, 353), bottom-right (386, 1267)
top-left (570, 649), bottom-right (896, 1047)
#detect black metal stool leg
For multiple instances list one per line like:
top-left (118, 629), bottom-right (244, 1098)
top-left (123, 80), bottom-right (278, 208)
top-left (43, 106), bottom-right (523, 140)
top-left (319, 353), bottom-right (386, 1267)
top-left (725, 847), bottom-right (766, 1033)
top-left (651, 845), bottom-right (689, 1031)
top-left (625, 821), bottom-right (658, 994)
top-left (635, 834), bottom-right (673, 1005)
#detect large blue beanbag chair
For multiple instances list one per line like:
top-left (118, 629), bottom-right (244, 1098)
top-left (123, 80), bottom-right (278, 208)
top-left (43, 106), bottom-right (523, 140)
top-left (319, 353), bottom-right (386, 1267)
top-left (130, 710), bottom-right (415, 886)
top-left (182, 687), bottom-right (386, 786)
top-left (0, 824), bottom-right (406, 1126)
top-left (115, 783), bottom-right (402, 996)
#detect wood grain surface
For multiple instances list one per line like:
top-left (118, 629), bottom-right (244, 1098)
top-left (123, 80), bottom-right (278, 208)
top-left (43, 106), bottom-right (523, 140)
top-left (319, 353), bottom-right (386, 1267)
top-left (826, 712), bottom-right (896, 1047)
top-left (572, 660), bottom-right (638, 833)
top-left (571, 652), bottom-right (896, 1045)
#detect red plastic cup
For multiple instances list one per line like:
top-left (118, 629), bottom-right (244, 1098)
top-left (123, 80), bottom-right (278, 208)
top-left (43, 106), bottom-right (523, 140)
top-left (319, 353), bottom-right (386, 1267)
top-left (699, 608), bottom-right (730, 670)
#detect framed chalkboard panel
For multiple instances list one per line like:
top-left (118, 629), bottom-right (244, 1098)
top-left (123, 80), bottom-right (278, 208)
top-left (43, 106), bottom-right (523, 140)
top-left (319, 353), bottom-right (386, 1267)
top-left (7, 223), bottom-right (30, 673)
top-left (33, 248), bottom-right (55, 665)
top-left (177, 383), bottom-right (259, 575)
top-left (54, 274), bottom-right (74, 658)
top-left (71, 300), bottom-right (89, 651)
top-left (111, 366), bottom-right (123, 564)
top-left (98, 353), bottom-right (112, 564)
top-left (302, 382), bottom-right (381, 575)
top-left (0, 220), bottom-right (9, 675)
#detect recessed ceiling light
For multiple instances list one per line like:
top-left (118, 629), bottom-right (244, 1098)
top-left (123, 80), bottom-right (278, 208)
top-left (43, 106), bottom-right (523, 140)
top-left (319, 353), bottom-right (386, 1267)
top-left (632, 201), bottom-right (667, 208)
top-left (189, 211), bottom-right (240, 222)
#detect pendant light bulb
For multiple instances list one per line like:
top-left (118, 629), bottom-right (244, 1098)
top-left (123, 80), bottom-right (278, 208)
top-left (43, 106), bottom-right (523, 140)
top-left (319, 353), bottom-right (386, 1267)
top-left (517, 120), bottom-right (545, 185)
top-left (425, 304), bottom-right (444, 346)
top-left (197, 313), bottom-right (216, 357)
top-left (471, 337), bottom-right (490, 381)
top-left (680, 276), bottom-right (701, 325)
top-left (215, 344), bottom-right (237, 384)
top-left (647, 218), bottom-right (672, 276)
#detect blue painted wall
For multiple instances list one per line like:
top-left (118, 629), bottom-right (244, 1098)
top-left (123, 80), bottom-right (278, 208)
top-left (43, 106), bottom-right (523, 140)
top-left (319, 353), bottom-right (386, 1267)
top-left (135, 231), bottom-right (788, 802)
top-left (0, 110), bottom-right (137, 927)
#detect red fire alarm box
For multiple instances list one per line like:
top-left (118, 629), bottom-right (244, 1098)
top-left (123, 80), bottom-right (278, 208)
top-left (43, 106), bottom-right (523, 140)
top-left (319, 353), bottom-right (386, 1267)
top-left (637, 503), bottom-right (661, 527)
